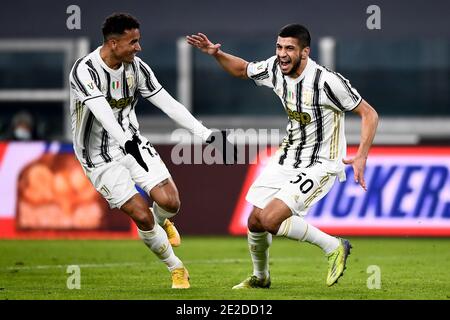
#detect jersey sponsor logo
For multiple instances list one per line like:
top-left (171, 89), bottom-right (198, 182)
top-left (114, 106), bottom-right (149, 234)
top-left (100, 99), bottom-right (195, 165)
top-left (86, 82), bottom-right (94, 91)
top-left (287, 109), bottom-right (311, 125)
top-left (108, 97), bottom-right (133, 109)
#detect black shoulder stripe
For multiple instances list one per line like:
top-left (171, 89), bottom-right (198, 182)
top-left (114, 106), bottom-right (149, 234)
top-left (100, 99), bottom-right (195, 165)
top-left (332, 71), bottom-right (359, 102)
top-left (141, 86), bottom-right (163, 99)
top-left (139, 62), bottom-right (156, 92)
top-left (72, 57), bottom-right (89, 96)
top-left (82, 95), bottom-right (103, 104)
top-left (323, 66), bottom-right (358, 102)
top-left (250, 70), bottom-right (269, 80)
top-left (87, 69), bottom-right (97, 87)
top-left (85, 59), bottom-right (101, 87)
top-left (324, 81), bottom-right (345, 111)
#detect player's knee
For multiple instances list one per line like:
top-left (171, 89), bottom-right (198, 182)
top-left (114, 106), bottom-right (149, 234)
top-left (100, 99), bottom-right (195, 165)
top-left (247, 212), bottom-right (261, 231)
top-left (259, 211), bottom-right (281, 235)
top-left (158, 195), bottom-right (181, 214)
top-left (134, 208), bottom-right (155, 230)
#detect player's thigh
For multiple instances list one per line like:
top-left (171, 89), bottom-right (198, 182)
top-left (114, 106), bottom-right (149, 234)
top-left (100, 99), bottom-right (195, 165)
top-left (122, 138), bottom-right (172, 196)
top-left (275, 167), bottom-right (336, 216)
top-left (86, 161), bottom-right (138, 209)
top-left (246, 161), bottom-right (291, 210)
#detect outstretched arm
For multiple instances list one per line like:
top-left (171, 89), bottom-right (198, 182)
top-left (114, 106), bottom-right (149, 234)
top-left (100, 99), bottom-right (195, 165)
top-left (148, 88), bottom-right (212, 141)
top-left (148, 89), bottom-right (237, 164)
top-left (343, 99), bottom-right (378, 191)
top-left (186, 33), bottom-right (249, 79)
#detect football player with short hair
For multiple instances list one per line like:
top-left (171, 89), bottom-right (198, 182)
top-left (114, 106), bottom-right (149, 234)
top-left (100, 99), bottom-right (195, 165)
top-left (187, 24), bottom-right (378, 288)
top-left (70, 13), bottom-right (233, 289)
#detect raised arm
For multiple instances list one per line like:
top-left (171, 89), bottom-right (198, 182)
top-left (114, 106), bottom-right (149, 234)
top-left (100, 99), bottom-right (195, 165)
top-left (186, 33), bottom-right (249, 79)
top-left (343, 99), bottom-right (378, 191)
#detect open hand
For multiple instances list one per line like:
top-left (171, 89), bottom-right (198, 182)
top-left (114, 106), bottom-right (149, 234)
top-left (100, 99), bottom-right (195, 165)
top-left (186, 33), bottom-right (221, 55)
top-left (343, 156), bottom-right (367, 191)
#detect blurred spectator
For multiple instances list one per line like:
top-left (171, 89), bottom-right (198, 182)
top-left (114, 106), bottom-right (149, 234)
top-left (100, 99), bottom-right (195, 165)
top-left (6, 110), bottom-right (38, 141)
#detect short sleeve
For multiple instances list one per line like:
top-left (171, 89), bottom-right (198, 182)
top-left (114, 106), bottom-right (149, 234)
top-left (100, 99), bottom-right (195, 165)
top-left (136, 58), bottom-right (163, 98)
top-left (323, 71), bottom-right (362, 112)
top-left (69, 59), bottom-right (104, 103)
top-left (246, 56), bottom-right (277, 89)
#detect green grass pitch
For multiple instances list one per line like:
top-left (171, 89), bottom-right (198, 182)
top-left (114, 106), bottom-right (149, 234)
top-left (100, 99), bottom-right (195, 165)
top-left (1, 237), bottom-right (449, 300)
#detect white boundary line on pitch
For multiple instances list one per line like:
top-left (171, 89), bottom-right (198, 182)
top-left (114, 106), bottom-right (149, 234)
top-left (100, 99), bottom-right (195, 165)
top-left (2, 257), bottom-right (309, 271)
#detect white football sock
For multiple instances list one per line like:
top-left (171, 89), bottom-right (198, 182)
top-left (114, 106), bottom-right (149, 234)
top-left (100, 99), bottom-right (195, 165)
top-left (276, 216), bottom-right (339, 255)
top-left (152, 202), bottom-right (177, 226)
top-left (248, 231), bottom-right (272, 280)
top-left (137, 224), bottom-right (183, 271)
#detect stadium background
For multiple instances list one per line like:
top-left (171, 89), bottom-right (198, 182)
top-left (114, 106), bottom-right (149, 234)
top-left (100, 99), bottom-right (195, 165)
top-left (0, 0), bottom-right (449, 300)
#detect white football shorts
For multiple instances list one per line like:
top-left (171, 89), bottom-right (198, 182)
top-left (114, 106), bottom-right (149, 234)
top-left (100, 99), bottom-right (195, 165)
top-left (246, 158), bottom-right (337, 216)
top-left (85, 136), bottom-right (171, 209)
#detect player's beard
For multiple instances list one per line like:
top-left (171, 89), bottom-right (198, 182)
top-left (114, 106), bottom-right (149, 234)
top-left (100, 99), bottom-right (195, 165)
top-left (123, 52), bottom-right (136, 63)
top-left (283, 58), bottom-right (301, 76)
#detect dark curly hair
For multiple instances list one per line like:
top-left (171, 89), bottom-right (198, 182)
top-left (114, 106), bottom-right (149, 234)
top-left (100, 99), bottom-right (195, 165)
top-left (102, 13), bottom-right (140, 41)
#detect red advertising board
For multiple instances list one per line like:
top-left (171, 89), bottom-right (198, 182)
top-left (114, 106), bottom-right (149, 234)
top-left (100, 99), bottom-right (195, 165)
top-left (1, 142), bottom-right (449, 238)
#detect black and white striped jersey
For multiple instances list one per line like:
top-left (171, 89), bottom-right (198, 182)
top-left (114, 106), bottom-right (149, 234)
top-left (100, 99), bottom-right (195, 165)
top-left (247, 56), bottom-right (362, 177)
top-left (69, 47), bottom-right (162, 168)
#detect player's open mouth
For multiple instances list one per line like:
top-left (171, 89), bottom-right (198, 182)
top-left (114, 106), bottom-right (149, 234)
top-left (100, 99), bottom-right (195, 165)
top-left (280, 60), bottom-right (290, 70)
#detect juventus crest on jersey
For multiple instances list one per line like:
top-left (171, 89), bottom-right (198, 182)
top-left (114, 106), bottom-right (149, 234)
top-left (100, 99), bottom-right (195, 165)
top-left (247, 56), bottom-right (362, 176)
top-left (69, 47), bottom-right (162, 168)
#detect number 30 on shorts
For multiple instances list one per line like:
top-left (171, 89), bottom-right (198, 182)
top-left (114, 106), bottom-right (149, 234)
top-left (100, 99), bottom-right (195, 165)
top-left (289, 172), bottom-right (314, 194)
